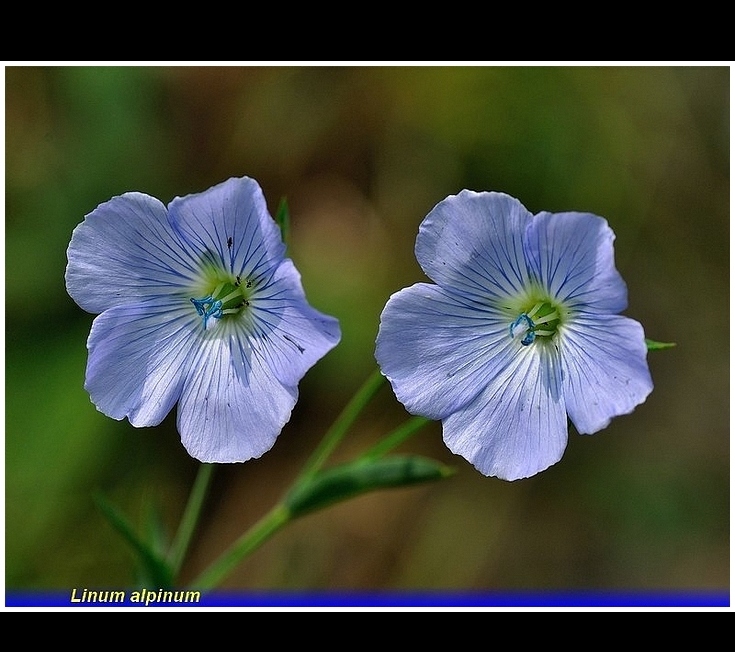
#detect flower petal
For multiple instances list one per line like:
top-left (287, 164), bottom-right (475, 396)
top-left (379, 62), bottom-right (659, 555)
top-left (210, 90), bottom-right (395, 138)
top-left (168, 177), bottom-right (286, 283)
top-left (249, 259), bottom-right (341, 388)
top-left (85, 300), bottom-right (197, 426)
top-left (66, 193), bottom-right (199, 314)
top-left (178, 256), bottom-right (340, 463)
top-left (375, 282), bottom-right (512, 420)
top-left (416, 190), bottom-right (532, 302)
top-left (442, 342), bottom-right (567, 481)
top-left (176, 331), bottom-right (297, 463)
top-left (560, 314), bottom-right (653, 434)
top-left (525, 211), bottom-right (628, 313)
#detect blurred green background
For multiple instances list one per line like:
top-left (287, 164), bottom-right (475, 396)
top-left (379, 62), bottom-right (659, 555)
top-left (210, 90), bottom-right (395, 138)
top-left (5, 65), bottom-right (729, 595)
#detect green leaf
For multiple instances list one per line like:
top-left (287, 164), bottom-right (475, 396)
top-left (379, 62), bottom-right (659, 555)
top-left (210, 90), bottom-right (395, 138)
top-left (143, 499), bottom-right (169, 561)
top-left (646, 338), bottom-right (677, 351)
top-left (275, 197), bottom-right (290, 251)
top-left (94, 493), bottom-right (174, 589)
top-left (286, 455), bottom-right (454, 518)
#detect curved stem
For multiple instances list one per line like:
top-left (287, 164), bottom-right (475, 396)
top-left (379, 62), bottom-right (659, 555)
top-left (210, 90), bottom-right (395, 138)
top-left (188, 503), bottom-right (291, 590)
top-left (359, 415), bottom-right (431, 462)
top-left (187, 368), bottom-right (387, 590)
top-left (296, 368), bottom-right (385, 483)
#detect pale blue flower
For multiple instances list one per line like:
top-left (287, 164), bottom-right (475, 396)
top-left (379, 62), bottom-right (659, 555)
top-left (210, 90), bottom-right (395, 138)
top-left (375, 191), bottom-right (653, 481)
top-left (66, 177), bottom-right (340, 463)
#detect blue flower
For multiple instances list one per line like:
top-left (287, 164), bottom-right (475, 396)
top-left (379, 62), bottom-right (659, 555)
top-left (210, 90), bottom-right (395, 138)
top-left (65, 177), bottom-right (340, 463)
top-left (375, 191), bottom-right (653, 481)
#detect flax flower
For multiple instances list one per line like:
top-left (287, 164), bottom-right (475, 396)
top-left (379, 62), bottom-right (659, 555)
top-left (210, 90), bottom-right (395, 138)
top-left (66, 177), bottom-right (340, 462)
top-left (375, 191), bottom-right (653, 480)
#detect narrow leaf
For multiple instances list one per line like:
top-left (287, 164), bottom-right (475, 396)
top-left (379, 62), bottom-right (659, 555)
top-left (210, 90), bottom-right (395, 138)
top-left (143, 499), bottom-right (170, 560)
top-left (646, 338), bottom-right (676, 351)
top-left (94, 493), bottom-right (174, 588)
top-left (286, 455), bottom-right (454, 518)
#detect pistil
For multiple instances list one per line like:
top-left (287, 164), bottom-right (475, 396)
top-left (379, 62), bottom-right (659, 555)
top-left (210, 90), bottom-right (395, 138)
top-left (191, 278), bottom-right (250, 329)
top-left (509, 301), bottom-right (561, 346)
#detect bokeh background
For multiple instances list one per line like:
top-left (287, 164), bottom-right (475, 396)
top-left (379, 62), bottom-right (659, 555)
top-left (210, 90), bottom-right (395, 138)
top-left (5, 65), bottom-right (729, 598)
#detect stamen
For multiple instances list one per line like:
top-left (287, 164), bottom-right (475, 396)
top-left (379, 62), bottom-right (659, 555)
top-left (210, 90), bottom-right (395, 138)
top-left (532, 310), bottom-right (559, 326)
top-left (219, 289), bottom-right (243, 305)
top-left (525, 302), bottom-right (543, 320)
top-left (532, 328), bottom-right (555, 337)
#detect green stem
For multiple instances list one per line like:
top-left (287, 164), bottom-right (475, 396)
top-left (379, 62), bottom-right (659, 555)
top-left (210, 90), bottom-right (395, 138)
top-left (168, 463), bottom-right (214, 578)
top-left (187, 368), bottom-right (387, 590)
top-left (188, 503), bottom-right (291, 590)
top-left (359, 416), bottom-right (431, 462)
top-left (296, 368), bottom-right (386, 483)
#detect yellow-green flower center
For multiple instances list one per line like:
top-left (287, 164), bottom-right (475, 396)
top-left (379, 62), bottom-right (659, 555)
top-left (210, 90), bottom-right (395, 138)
top-left (509, 300), bottom-right (562, 346)
top-left (191, 275), bottom-right (253, 329)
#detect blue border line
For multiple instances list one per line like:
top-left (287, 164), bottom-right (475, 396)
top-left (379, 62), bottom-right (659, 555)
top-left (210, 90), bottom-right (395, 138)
top-left (5, 590), bottom-right (730, 608)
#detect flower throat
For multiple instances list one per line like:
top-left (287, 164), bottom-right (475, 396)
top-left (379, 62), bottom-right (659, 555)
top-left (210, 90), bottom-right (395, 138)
top-left (509, 301), bottom-right (561, 346)
top-left (191, 276), bottom-right (251, 329)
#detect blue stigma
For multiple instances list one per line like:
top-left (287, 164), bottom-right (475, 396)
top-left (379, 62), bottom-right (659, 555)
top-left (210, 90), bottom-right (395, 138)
top-left (190, 295), bottom-right (223, 328)
top-left (509, 313), bottom-right (536, 346)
